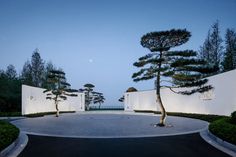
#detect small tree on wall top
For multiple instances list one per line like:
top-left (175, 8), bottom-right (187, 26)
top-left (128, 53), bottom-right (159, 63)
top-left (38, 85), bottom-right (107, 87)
top-left (43, 70), bottom-right (78, 117)
top-left (132, 29), bottom-right (217, 126)
top-left (118, 87), bottom-right (138, 102)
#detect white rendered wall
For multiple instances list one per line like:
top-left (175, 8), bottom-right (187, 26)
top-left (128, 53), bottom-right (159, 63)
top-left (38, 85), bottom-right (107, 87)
top-left (22, 85), bottom-right (85, 115)
top-left (124, 69), bottom-right (236, 116)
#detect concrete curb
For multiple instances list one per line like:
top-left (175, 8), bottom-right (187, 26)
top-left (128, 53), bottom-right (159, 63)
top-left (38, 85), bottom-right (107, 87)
top-left (0, 117), bottom-right (25, 122)
top-left (21, 126), bottom-right (208, 139)
top-left (200, 128), bottom-right (236, 157)
top-left (207, 130), bottom-right (236, 152)
top-left (0, 132), bottom-right (28, 157)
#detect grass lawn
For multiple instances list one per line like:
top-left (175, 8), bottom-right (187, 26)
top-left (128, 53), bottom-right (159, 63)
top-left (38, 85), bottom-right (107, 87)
top-left (0, 120), bottom-right (19, 151)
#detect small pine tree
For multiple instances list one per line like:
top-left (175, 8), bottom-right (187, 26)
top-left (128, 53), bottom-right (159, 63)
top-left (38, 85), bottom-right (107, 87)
top-left (82, 83), bottom-right (95, 110)
top-left (92, 92), bottom-right (105, 109)
top-left (132, 29), bottom-right (217, 126)
top-left (119, 87), bottom-right (137, 102)
top-left (43, 70), bottom-right (78, 117)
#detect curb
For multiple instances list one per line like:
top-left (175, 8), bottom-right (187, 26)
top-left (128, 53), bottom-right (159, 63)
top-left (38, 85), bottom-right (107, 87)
top-left (200, 129), bottom-right (236, 157)
top-left (21, 126), bottom-right (207, 139)
top-left (207, 130), bottom-right (236, 152)
top-left (0, 117), bottom-right (25, 122)
top-left (0, 132), bottom-right (28, 157)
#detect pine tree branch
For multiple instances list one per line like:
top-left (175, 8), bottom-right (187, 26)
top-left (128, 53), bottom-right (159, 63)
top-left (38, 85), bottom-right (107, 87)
top-left (160, 80), bottom-right (174, 84)
top-left (161, 86), bottom-right (181, 94)
top-left (178, 85), bottom-right (213, 95)
top-left (165, 50), bottom-right (197, 57)
top-left (171, 59), bottom-right (206, 67)
top-left (178, 79), bottom-right (208, 88)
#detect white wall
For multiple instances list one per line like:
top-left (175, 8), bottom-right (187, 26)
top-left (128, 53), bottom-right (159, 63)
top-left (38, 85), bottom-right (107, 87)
top-left (124, 70), bottom-right (236, 116)
top-left (22, 85), bottom-right (85, 115)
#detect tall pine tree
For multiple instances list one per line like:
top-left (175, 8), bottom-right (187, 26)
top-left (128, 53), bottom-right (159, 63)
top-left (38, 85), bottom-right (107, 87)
top-left (31, 49), bottom-right (45, 87)
top-left (5, 64), bottom-right (17, 79)
top-left (132, 29), bottom-right (216, 126)
top-left (199, 31), bottom-right (212, 61)
top-left (222, 28), bottom-right (236, 71)
top-left (21, 60), bottom-right (33, 86)
top-left (42, 61), bottom-right (57, 88)
top-left (199, 21), bottom-right (223, 72)
top-left (0, 65), bottom-right (21, 112)
top-left (210, 21), bottom-right (223, 70)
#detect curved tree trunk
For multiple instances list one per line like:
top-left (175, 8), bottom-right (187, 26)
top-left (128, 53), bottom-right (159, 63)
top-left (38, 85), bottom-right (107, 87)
top-left (155, 50), bottom-right (167, 126)
top-left (157, 94), bottom-right (166, 126)
top-left (85, 103), bottom-right (89, 111)
top-left (55, 101), bottom-right (59, 117)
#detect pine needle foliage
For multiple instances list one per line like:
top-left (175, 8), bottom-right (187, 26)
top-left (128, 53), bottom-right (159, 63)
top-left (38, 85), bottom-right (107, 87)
top-left (132, 29), bottom-right (217, 126)
top-left (92, 92), bottom-right (105, 109)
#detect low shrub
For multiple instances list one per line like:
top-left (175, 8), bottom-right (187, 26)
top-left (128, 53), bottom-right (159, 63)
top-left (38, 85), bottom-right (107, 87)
top-left (0, 112), bottom-right (21, 117)
top-left (230, 111), bottom-right (236, 124)
top-left (0, 120), bottom-right (20, 151)
top-left (209, 118), bottom-right (236, 145)
top-left (134, 110), bottom-right (227, 122)
top-left (25, 111), bottom-right (76, 117)
top-left (164, 112), bottom-right (227, 122)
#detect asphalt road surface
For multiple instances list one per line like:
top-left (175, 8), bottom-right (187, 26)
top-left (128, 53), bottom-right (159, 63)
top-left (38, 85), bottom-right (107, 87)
top-left (18, 133), bottom-right (229, 157)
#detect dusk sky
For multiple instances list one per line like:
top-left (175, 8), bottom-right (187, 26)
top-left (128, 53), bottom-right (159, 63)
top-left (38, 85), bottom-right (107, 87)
top-left (0, 0), bottom-right (236, 106)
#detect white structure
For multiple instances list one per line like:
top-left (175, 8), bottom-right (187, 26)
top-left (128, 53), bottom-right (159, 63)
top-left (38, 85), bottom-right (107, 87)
top-left (22, 85), bottom-right (85, 115)
top-left (124, 70), bottom-right (236, 116)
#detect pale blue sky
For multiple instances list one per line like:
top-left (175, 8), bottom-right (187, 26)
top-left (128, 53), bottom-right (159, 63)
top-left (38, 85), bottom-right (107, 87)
top-left (0, 0), bottom-right (236, 106)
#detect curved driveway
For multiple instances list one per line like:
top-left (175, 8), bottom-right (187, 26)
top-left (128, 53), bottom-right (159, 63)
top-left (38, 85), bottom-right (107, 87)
top-left (12, 112), bottom-right (208, 138)
top-left (11, 112), bottom-right (230, 157)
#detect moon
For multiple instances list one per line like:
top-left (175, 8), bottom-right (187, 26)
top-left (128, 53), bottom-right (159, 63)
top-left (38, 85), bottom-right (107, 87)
top-left (89, 59), bottom-right (93, 63)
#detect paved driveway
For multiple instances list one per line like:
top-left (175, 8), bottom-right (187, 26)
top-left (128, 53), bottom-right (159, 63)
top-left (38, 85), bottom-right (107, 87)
top-left (18, 133), bottom-right (229, 157)
top-left (11, 112), bottom-right (230, 156)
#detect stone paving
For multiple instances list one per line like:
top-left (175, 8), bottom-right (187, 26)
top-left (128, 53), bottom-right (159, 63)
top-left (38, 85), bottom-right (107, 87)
top-left (12, 111), bottom-right (208, 138)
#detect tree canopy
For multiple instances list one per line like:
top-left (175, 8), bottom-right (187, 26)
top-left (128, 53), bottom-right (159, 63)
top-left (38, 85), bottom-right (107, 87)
top-left (133, 29), bottom-right (216, 126)
top-left (43, 70), bottom-right (78, 117)
top-left (80, 84), bottom-right (105, 110)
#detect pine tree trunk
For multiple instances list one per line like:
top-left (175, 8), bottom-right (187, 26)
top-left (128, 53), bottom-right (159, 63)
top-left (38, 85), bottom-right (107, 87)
top-left (155, 51), bottom-right (167, 126)
top-left (55, 101), bottom-right (59, 117)
top-left (85, 91), bottom-right (90, 111)
top-left (157, 94), bottom-right (166, 126)
top-left (85, 103), bottom-right (89, 111)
